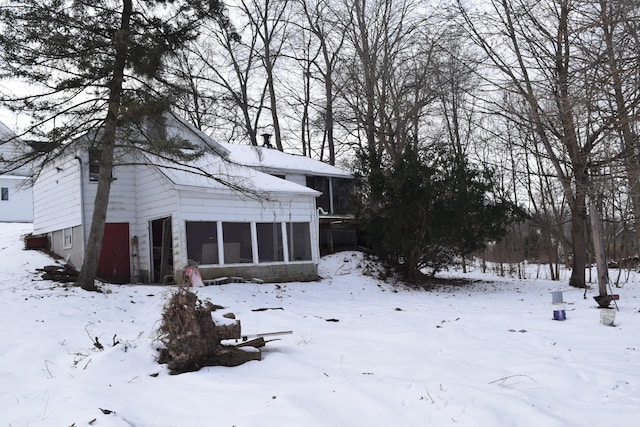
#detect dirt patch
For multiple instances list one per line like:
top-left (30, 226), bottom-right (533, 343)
top-left (400, 274), bottom-right (489, 291)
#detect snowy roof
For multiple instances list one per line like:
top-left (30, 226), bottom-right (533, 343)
top-left (153, 152), bottom-right (320, 197)
top-left (220, 143), bottom-right (352, 178)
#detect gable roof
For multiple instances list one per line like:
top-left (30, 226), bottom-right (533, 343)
top-left (220, 143), bottom-right (352, 178)
top-left (147, 116), bottom-right (320, 196)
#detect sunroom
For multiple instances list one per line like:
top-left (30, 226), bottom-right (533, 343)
top-left (154, 154), bottom-right (322, 283)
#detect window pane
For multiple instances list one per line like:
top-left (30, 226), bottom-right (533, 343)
top-left (0, 187), bottom-right (8, 201)
top-left (333, 178), bottom-right (355, 214)
top-left (287, 222), bottom-right (312, 261)
top-left (89, 148), bottom-right (100, 182)
top-left (256, 223), bottom-right (283, 262)
top-left (306, 176), bottom-right (330, 213)
top-left (186, 221), bottom-right (218, 265)
top-left (222, 222), bottom-right (253, 264)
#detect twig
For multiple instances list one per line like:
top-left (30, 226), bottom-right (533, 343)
top-left (44, 360), bottom-right (54, 379)
top-left (489, 374), bottom-right (536, 385)
top-left (424, 386), bottom-right (435, 404)
top-left (41, 392), bottom-right (49, 421)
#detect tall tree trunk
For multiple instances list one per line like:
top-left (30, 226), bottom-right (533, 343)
top-left (568, 187), bottom-right (588, 287)
top-left (556, 0), bottom-right (587, 288)
top-left (353, 0), bottom-right (377, 159)
top-left (324, 63), bottom-right (336, 165)
top-left (589, 202), bottom-right (609, 296)
top-left (76, 0), bottom-right (132, 291)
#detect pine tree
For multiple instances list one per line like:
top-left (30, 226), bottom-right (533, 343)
top-left (0, 0), bottom-right (230, 290)
top-left (358, 145), bottom-right (522, 282)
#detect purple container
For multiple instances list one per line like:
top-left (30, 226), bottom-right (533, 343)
top-left (553, 309), bottom-right (566, 321)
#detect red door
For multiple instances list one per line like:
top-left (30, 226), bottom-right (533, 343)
top-left (97, 222), bottom-right (131, 284)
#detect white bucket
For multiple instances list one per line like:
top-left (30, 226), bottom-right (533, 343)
top-left (551, 291), bottom-right (564, 304)
top-left (600, 308), bottom-right (616, 326)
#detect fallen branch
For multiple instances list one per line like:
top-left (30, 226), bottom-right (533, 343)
top-left (240, 330), bottom-right (292, 340)
top-left (489, 374), bottom-right (536, 385)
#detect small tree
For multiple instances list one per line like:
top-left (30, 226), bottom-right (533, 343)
top-left (358, 145), bottom-right (522, 282)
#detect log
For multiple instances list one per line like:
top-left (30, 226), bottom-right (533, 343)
top-left (214, 346), bottom-right (261, 366)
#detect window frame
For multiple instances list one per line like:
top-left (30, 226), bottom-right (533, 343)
top-left (256, 222), bottom-right (284, 263)
top-left (221, 222), bottom-right (253, 264)
top-left (185, 221), bottom-right (219, 265)
top-left (286, 222), bottom-right (313, 262)
top-left (63, 227), bottom-right (73, 249)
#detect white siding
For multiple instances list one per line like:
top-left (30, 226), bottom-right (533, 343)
top-left (0, 176), bottom-right (33, 222)
top-left (81, 163), bottom-right (137, 226)
top-left (1, 123), bottom-right (34, 222)
top-left (132, 165), bottom-right (179, 279)
top-left (33, 156), bottom-right (82, 234)
top-left (178, 191), bottom-right (315, 222)
top-left (285, 174), bottom-right (306, 187)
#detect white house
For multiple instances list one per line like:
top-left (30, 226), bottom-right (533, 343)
top-left (32, 114), bottom-right (354, 284)
top-left (0, 120), bottom-right (33, 223)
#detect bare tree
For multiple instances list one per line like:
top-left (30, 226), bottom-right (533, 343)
top-left (593, 0), bottom-right (640, 250)
top-left (173, 9), bottom-right (267, 146)
top-left (456, 0), bottom-right (628, 288)
top-left (291, 0), bottom-right (351, 164)
top-left (339, 0), bottom-right (439, 163)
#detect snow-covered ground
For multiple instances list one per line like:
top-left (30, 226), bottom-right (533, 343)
top-left (1, 223), bottom-right (638, 427)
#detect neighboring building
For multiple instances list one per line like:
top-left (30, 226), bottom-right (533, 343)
top-left (32, 114), bottom-right (354, 284)
top-left (0, 120), bottom-right (33, 223)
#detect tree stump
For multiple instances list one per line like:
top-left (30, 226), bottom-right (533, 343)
top-left (157, 288), bottom-right (261, 374)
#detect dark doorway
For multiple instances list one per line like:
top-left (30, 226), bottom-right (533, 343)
top-left (97, 222), bottom-right (131, 283)
top-left (150, 217), bottom-right (173, 283)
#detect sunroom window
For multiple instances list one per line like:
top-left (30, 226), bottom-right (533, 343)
top-left (186, 221), bottom-right (312, 266)
top-left (256, 222), bottom-right (284, 262)
top-left (186, 221), bottom-right (219, 265)
top-left (222, 222), bottom-right (253, 264)
top-left (287, 222), bottom-right (312, 261)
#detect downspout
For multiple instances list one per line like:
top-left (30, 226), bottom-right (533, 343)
top-left (74, 156), bottom-right (86, 258)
